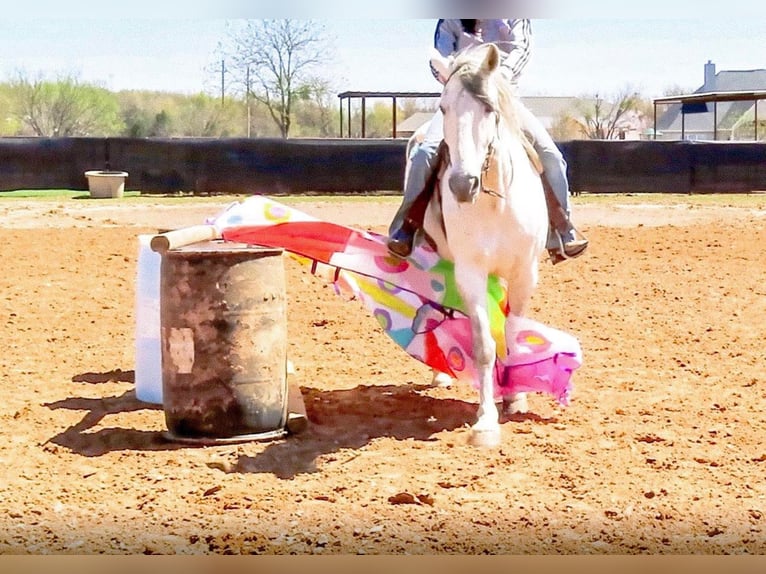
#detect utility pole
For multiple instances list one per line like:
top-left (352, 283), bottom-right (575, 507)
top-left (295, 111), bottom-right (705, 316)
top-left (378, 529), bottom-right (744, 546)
top-left (246, 65), bottom-right (251, 138)
top-left (220, 59), bottom-right (226, 106)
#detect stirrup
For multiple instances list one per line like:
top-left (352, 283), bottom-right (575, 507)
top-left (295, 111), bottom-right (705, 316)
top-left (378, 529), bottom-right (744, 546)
top-left (387, 228), bottom-right (416, 259)
top-left (548, 228), bottom-right (589, 264)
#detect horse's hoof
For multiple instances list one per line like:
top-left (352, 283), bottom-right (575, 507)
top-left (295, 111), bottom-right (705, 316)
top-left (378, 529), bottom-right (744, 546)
top-left (468, 427), bottom-right (501, 448)
top-left (502, 395), bottom-right (528, 415)
top-left (431, 372), bottom-right (453, 388)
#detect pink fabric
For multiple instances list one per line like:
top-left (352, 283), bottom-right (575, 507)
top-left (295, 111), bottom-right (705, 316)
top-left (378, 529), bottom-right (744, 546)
top-left (210, 196), bottom-right (582, 406)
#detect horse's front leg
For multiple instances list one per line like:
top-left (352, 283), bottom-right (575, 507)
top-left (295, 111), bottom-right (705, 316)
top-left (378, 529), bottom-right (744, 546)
top-left (501, 263), bottom-right (539, 416)
top-left (455, 264), bottom-right (500, 447)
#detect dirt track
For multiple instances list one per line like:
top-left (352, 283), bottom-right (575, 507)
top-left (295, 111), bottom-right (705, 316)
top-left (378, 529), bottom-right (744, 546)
top-left (0, 195), bottom-right (765, 554)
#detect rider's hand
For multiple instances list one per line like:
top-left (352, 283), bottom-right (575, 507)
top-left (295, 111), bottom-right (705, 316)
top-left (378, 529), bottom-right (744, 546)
top-left (496, 20), bottom-right (512, 41)
top-left (432, 52), bottom-right (455, 85)
top-left (457, 31), bottom-right (483, 51)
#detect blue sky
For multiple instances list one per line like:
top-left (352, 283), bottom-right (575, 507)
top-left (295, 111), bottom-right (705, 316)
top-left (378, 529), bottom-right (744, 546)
top-left (1, 15), bottom-right (765, 99)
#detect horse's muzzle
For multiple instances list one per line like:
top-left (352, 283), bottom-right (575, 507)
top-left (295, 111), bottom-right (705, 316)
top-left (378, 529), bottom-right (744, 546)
top-left (448, 172), bottom-right (480, 203)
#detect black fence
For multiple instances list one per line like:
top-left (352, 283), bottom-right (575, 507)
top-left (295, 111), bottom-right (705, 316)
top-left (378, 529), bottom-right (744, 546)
top-left (1, 137), bottom-right (766, 194)
top-left (560, 140), bottom-right (766, 193)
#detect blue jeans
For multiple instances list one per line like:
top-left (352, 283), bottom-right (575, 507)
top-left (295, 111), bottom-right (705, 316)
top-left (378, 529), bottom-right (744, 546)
top-left (390, 104), bottom-right (575, 249)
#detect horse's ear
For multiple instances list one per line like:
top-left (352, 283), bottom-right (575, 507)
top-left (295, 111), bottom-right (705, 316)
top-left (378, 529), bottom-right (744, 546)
top-left (483, 44), bottom-right (500, 73)
top-left (429, 48), bottom-right (453, 84)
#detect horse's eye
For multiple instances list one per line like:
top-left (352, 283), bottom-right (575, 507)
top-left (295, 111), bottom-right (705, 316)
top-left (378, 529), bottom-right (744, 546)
top-left (439, 104), bottom-right (446, 114)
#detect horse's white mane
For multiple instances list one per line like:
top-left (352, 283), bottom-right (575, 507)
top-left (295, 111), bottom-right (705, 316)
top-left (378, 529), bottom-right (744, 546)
top-left (453, 45), bottom-right (516, 118)
top-left (434, 44), bottom-right (541, 176)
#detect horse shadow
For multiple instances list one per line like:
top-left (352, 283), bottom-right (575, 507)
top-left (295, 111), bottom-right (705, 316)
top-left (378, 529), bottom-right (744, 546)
top-left (45, 371), bottom-right (557, 472)
top-left (224, 383), bottom-right (559, 479)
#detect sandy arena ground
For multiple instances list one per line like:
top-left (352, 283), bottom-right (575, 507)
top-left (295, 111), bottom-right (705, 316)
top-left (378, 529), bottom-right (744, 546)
top-left (0, 195), bottom-right (765, 554)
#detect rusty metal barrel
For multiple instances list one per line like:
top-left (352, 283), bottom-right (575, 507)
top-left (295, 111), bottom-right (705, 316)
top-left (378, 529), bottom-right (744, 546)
top-left (160, 241), bottom-right (288, 443)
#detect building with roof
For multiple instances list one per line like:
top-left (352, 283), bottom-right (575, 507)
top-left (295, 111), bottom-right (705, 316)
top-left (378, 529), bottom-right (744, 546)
top-left (394, 112), bottom-right (437, 139)
top-left (522, 96), bottom-right (584, 131)
top-left (655, 61), bottom-right (766, 141)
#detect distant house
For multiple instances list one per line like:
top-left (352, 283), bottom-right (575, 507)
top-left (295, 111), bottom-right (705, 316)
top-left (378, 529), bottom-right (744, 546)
top-left (523, 96), bottom-right (647, 141)
top-left (395, 112), bottom-right (435, 139)
top-left (522, 96), bottom-right (584, 131)
top-left (655, 60), bottom-right (766, 140)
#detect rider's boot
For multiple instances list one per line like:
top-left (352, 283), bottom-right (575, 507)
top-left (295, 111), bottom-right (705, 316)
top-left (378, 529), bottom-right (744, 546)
top-left (387, 141), bottom-right (443, 259)
top-left (387, 225), bottom-right (417, 259)
top-left (387, 186), bottom-right (422, 258)
top-left (548, 230), bottom-right (589, 265)
top-left (542, 175), bottom-right (588, 264)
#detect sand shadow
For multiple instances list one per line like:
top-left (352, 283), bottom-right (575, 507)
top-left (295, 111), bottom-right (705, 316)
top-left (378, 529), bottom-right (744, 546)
top-left (225, 383), bottom-right (560, 479)
top-left (45, 372), bottom-right (558, 466)
top-left (72, 369), bottom-right (135, 384)
top-left (44, 369), bottom-right (177, 457)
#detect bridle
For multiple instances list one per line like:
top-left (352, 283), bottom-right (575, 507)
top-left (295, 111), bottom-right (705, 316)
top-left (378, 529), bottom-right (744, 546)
top-left (443, 65), bottom-right (508, 199)
top-left (479, 117), bottom-right (506, 198)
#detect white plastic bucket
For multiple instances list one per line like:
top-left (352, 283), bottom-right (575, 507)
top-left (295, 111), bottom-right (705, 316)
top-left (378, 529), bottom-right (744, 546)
top-left (135, 234), bottom-right (163, 404)
top-left (85, 170), bottom-right (128, 198)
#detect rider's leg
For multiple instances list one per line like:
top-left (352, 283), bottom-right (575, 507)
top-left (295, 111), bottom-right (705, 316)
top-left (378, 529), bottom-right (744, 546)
top-left (515, 103), bottom-right (588, 260)
top-left (388, 112), bottom-right (444, 258)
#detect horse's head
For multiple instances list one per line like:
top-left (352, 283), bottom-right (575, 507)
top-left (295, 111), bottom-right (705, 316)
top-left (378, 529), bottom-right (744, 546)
top-left (431, 44), bottom-right (508, 204)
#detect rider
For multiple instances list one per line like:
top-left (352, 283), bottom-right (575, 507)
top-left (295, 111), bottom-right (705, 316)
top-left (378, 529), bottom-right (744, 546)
top-left (387, 19), bottom-right (589, 264)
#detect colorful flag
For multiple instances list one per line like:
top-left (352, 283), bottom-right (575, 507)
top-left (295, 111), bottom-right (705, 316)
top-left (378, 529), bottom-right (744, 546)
top-left (208, 196), bottom-right (581, 406)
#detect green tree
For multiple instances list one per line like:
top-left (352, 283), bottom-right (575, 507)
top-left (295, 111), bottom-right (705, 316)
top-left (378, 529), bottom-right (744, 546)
top-left (548, 112), bottom-right (584, 141)
top-left (365, 101), bottom-right (398, 138)
top-left (151, 110), bottom-right (172, 137)
top-left (117, 91), bottom-right (182, 137)
top-left (10, 72), bottom-right (123, 136)
top-left (247, 99), bottom-right (282, 137)
top-left (116, 90), bottom-right (245, 138)
top-left (220, 19), bottom-right (332, 138)
top-left (175, 93), bottom-right (242, 137)
top-left (730, 110), bottom-right (766, 141)
top-left (119, 96), bottom-right (156, 137)
top-left (0, 84), bottom-right (22, 135)
top-left (292, 77), bottom-right (336, 137)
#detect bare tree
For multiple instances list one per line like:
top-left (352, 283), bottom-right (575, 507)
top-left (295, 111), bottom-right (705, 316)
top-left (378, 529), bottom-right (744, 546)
top-left (10, 72), bottom-right (123, 136)
top-left (220, 20), bottom-right (331, 138)
top-left (574, 88), bottom-right (644, 140)
top-left (662, 84), bottom-right (695, 97)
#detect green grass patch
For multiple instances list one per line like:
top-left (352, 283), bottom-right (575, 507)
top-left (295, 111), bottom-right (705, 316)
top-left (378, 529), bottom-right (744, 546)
top-left (574, 191), bottom-right (766, 208)
top-left (0, 189), bottom-right (85, 198)
top-left (0, 189), bottom-right (764, 209)
top-left (0, 189), bottom-right (142, 199)
top-left (0, 190), bottom-right (394, 204)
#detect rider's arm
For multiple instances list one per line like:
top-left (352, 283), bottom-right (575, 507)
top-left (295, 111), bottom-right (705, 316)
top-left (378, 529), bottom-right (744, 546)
top-left (434, 19), bottom-right (462, 57)
top-left (497, 19), bottom-right (533, 83)
top-left (430, 19), bottom-right (462, 83)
